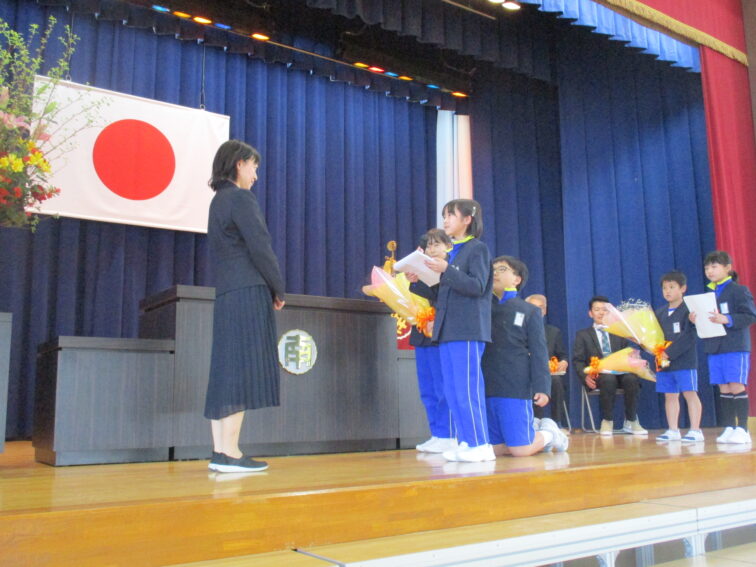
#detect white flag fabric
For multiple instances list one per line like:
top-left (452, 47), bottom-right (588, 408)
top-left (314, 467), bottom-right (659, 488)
top-left (35, 78), bottom-right (229, 233)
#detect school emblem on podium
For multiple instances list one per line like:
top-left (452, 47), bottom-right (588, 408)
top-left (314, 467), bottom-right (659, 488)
top-left (278, 329), bottom-right (318, 374)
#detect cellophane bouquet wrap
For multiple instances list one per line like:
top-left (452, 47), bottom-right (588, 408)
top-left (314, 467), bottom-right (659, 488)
top-left (603, 300), bottom-right (671, 370)
top-left (584, 347), bottom-right (656, 382)
top-left (362, 267), bottom-right (435, 337)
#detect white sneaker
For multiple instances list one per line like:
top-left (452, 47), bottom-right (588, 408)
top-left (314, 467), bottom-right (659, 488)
top-left (656, 429), bottom-right (681, 442)
top-left (716, 427), bottom-right (734, 443)
top-left (726, 427), bottom-right (752, 445)
top-left (533, 417), bottom-right (541, 431)
top-left (600, 420), bottom-right (614, 436)
top-left (681, 430), bottom-right (704, 444)
top-left (623, 419), bottom-right (648, 435)
top-left (540, 418), bottom-right (569, 452)
top-left (416, 436), bottom-right (438, 452)
top-left (424, 437), bottom-right (458, 454)
top-left (442, 442), bottom-right (468, 461)
top-left (456, 443), bottom-right (496, 463)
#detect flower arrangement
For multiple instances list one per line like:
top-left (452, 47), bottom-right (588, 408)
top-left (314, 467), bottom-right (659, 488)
top-left (603, 300), bottom-right (671, 370)
top-left (362, 267), bottom-right (436, 337)
top-left (584, 347), bottom-right (656, 383)
top-left (0, 16), bottom-right (77, 228)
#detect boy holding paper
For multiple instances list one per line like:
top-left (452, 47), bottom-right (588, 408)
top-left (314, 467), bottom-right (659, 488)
top-left (655, 271), bottom-right (703, 443)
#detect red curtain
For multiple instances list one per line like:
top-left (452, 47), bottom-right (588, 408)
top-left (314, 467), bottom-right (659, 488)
top-left (624, 0), bottom-right (756, 413)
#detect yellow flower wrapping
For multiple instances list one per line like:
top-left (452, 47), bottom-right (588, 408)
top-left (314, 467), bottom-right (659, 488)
top-left (362, 268), bottom-right (432, 328)
top-left (604, 302), bottom-right (671, 370)
top-left (584, 347), bottom-right (656, 382)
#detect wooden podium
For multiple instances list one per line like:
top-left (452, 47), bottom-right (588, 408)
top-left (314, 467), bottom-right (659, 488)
top-left (139, 285), bottom-right (428, 459)
top-left (34, 337), bottom-right (175, 465)
top-left (32, 286), bottom-right (430, 465)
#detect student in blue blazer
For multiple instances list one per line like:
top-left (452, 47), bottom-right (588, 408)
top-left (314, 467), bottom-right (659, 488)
top-left (482, 256), bottom-right (568, 456)
top-left (690, 251), bottom-right (756, 445)
top-left (425, 199), bottom-right (494, 463)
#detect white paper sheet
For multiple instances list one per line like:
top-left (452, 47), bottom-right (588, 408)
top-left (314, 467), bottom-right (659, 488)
top-left (393, 250), bottom-right (440, 287)
top-left (683, 292), bottom-right (727, 338)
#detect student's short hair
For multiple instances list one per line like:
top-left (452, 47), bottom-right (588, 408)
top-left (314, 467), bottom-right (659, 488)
top-left (704, 250), bottom-right (738, 281)
top-left (588, 295), bottom-right (610, 310)
top-left (442, 199), bottom-right (484, 239)
top-left (425, 228), bottom-right (452, 248)
top-left (660, 271), bottom-right (687, 287)
top-left (493, 255), bottom-right (528, 290)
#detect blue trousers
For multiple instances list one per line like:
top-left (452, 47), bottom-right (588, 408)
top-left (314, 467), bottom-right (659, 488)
top-left (415, 346), bottom-right (454, 439)
top-left (439, 341), bottom-right (489, 448)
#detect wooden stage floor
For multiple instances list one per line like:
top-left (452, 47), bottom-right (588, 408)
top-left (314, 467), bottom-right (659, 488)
top-left (0, 430), bottom-right (754, 566)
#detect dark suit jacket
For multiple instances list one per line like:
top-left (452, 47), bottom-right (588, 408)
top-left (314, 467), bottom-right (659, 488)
top-left (572, 326), bottom-right (631, 387)
top-left (207, 180), bottom-right (285, 300)
top-left (703, 282), bottom-right (756, 354)
top-left (482, 296), bottom-right (550, 399)
top-left (655, 303), bottom-right (697, 370)
top-left (431, 238), bottom-right (493, 343)
top-left (545, 324), bottom-right (568, 361)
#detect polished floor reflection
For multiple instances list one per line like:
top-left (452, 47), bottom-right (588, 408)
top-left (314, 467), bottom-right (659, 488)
top-left (0, 429), bottom-right (752, 515)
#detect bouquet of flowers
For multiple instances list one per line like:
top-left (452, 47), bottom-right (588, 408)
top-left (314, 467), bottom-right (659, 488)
top-left (603, 300), bottom-right (671, 370)
top-left (0, 16), bottom-right (94, 229)
top-left (584, 347), bottom-right (656, 382)
top-left (362, 267), bottom-right (435, 337)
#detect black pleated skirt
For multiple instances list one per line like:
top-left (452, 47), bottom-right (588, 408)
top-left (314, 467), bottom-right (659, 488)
top-left (204, 285), bottom-right (280, 419)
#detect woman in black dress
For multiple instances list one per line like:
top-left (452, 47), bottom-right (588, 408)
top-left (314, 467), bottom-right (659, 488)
top-left (205, 140), bottom-right (285, 473)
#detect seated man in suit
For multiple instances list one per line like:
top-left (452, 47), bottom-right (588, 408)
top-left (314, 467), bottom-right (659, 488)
top-left (525, 294), bottom-right (569, 430)
top-left (572, 296), bottom-right (647, 436)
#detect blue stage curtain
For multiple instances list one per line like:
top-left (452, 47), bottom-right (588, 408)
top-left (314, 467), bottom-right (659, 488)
top-left (557, 30), bottom-right (716, 429)
top-left (470, 70), bottom-right (568, 341)
top-left (521, 0), bottom-right (700, 71)
top-left (307, 0), bottom-right (555, 83)
top-left (0, 1), bottom-right (437, 438)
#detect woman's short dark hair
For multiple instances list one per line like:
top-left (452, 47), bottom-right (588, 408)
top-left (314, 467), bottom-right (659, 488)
top-left (704, 250), bottom-right (737, 281)
top-left (442, 199), bottom-right (483, 239)
top-left (209, 140), bottom-right (261, 191)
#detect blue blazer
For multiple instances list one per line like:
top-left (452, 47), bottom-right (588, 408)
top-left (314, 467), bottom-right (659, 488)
top-left (655, 302), bottom-right (697, 371)
top-left (431, 238), bottom-right (493, 343)
top-left (207, 180), bottom-right (285, 300)
top-left (703, 281), bottom-right (756, 354)
top-left (482, 296), bottom-right (550, 399)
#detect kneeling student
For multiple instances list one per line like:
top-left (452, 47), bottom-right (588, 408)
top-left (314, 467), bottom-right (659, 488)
top-left (482, 256), bottom-right (569, 456)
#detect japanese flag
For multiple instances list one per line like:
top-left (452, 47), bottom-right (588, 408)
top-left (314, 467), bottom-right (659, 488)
top-left (34, 78), bottom-right (229, 233)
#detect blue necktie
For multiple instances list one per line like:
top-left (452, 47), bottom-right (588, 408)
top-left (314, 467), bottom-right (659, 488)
top-left (600, 330), bottom-right (611, 356)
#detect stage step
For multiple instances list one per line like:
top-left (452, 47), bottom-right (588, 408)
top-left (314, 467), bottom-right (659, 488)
top-left (168, 550), bottom-right (336, 566)
top-left (1, 437), bottom-right (754, 566)
top-left (655, 541), bottom-right (756, 566)
top-left (167, 487), bottom-right (756, 567)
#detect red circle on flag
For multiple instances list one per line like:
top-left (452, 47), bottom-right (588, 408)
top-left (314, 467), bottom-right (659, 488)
top-left (92, 119), bottom-right (176, 200)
